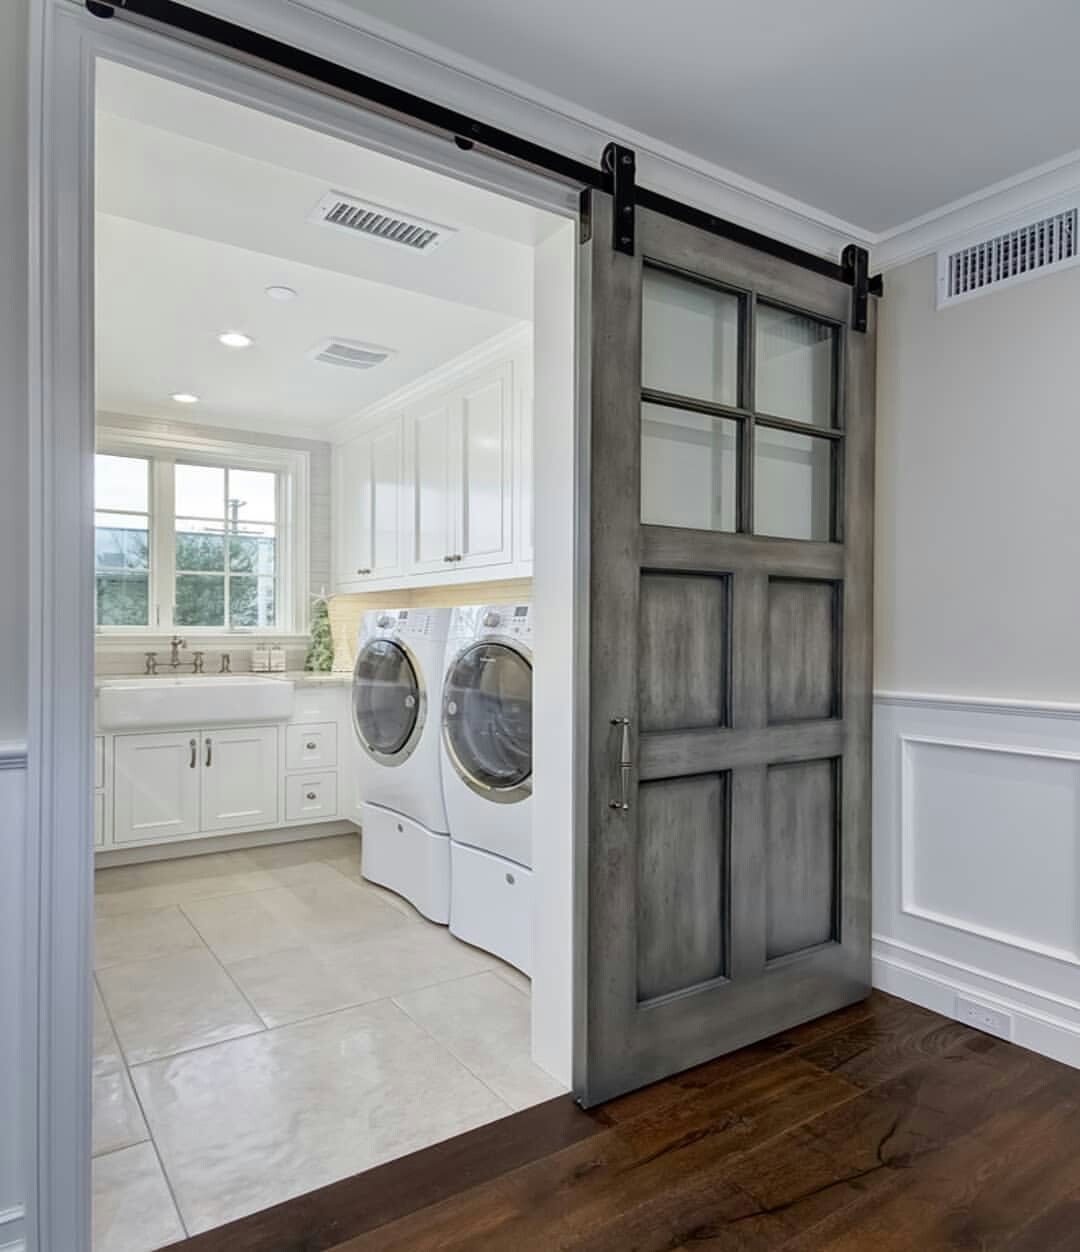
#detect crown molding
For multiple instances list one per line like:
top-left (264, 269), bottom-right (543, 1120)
top-left (194, 0), bottom-right (871, 263)
top-left (872, 147), bottom-right (1080, 272)
top-left (328, 321), bottom-right (532, 444)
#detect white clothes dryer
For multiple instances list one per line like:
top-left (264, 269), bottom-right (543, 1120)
top-left (353, 606), bottom-right (451, 922)
top-left (440, 602), bottom-right (533, 972)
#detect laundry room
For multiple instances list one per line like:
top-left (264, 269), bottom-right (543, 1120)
top-left (88, 57), bottom-right (576, 1250)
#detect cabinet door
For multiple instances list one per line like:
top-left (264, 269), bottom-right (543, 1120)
top-left (369, 418), bottom-right (403, 577)
top-left (454, 367), bottom-right (513, 570)
top-left (334, 435), bottom-right (373, 586)
top-left (200, 725), bottom-right (279, 833)
top-left (406, 401), bottom-right (455, 573)
top-left (113, 732), bottom-right (200, 845)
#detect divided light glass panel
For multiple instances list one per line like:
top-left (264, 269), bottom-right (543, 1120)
top-left (754, 426), bottom-right (833, 541)
top-left (174, 463), bottom-right (278, 629)
top-left (641, 266), bottom-right (742, 532)
top-left (642, 267), bottom-right (740, 406)
top-left (94, 453), bottom-right (151, 627)
top-left (754, 304), bottom-right (837, 428)
top-left (641, 403), bottom-right (738, 532)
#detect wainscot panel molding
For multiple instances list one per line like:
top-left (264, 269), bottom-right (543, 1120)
top-left (873, 693), bottom-right (1080, 1069)
top-left (0, 755), bottom-right (27, 1252)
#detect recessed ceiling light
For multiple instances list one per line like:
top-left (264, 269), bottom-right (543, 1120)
top-left (265, 285), bottom-right (297, 302)
top-left (171, 392), bottom-right (199, 404)
top-left (218, 331), bottom-right (254, 349)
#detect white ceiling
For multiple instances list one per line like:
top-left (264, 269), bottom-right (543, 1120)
top-left (95, 61), bottom-right (561, 434)
top-left (339, 0), bottom-right (1080, 235)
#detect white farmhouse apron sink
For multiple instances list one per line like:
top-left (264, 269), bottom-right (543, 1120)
top-left (97, 675), bottom-right (295, 730)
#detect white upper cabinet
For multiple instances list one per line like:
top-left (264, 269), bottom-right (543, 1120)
top-left (331, 338), bottom-right (531, 593)
top-left (406, 401), bottom-right (455, 573)
top-left (334, 416), bottom-right (403, 587)
top-left (454, 366), bottom-right (513, 570)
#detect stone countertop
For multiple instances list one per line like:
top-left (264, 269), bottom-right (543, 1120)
top-left (94, 669), bottom-right (353, 690)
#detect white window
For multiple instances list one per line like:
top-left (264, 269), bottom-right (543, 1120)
top-left (94, 433), bottom-right (309, 637)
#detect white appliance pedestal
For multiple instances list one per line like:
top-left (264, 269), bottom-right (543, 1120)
top-left (450, 840), bottom-right (533, 974)
top-left (361, 801), bottom-right (450, 924)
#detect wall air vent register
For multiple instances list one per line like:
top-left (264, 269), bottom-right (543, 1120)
top-left (309, 190), bottom-right (455, 253)
top-left (938, 202), bottom-right (1078, 308)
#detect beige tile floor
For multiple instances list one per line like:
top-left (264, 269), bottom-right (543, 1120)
top-left (92, 833), bottom-right (564, 1251)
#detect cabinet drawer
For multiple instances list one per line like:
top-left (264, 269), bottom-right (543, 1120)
top-left (94, 792), bottom-right (106, 848)
top-left (291, 688), bottom-right (343, 725)
top-left (286, 722), bottom-right (337, 771)
top-left (285, 772), bottom-right (338, 823)
top-left (95, 736), bottom-right (105, 790)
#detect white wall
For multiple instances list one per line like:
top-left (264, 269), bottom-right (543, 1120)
top-left (873, 254), bottom-right (1080, 1067)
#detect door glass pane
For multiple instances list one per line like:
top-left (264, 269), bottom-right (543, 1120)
top-left (641, 402), bottom-right (738, 532)
top-left (443, 643), bottom-right (532, 789)
top-left (754, 427), bottom-right (832, 541)
top-left (353, 640), bottom-right (420, 755)
top-left (755, 304), bottom-right (836, 427)
top-left (642, 268), bottom-right (740, 406)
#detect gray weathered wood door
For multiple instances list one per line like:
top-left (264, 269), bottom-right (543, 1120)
top-left (575, 193), bottom-right (876, 1106)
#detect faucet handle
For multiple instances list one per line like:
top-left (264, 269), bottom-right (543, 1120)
top-left (144, 651), bottom-right (158, 675)
top-left (219, 653), bottom-right (232, 674)
top-left (192, 651), bottom-right (205, 674)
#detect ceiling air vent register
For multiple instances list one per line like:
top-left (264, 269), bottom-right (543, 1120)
top-left (308, 339), bottom-right (396, 371)
top-left (938, 203), bottom-right (1079, 308)
top-left (310, 190), bottom-right (455, 253)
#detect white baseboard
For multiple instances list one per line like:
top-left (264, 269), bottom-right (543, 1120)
top-left (873, 938), bottom-right (1080, 1069)
top-left (94, 819), bottom-right (357, 867)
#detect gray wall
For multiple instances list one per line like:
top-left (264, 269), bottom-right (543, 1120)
top-left (876, 254), bottom-right (1080, 701)
top-left (0, 0), bottom-right (29, 744)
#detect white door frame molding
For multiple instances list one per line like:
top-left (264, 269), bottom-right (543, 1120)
top-left (26, 5), bottom-right (580, 1247)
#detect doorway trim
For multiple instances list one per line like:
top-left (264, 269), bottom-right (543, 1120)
top-left (25, 4), bottom-right (582, 1247)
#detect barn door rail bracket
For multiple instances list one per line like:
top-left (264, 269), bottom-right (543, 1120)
top-left (82, 0), bottom-right (883, 322)
top-left (603, 143), bottom-right (637, 256)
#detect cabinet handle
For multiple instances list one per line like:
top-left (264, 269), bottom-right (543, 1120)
top-left (189, 737), bottom-right (197, 769)
top-left (306, 791), bottom-right (317, 800)
top-left (205, 736), bottom-right (213, 768)
top-left (609, 716), bottom-right (632, 812)
top-left (356, 567), bottom-right (371, 575)
top-left (442, 555), bottom-right (452, 563)
top-left (306, 741), bottom-right (317, 750)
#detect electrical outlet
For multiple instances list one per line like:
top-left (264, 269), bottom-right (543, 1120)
top-left (955, 995), bottom-right (1013, 1040)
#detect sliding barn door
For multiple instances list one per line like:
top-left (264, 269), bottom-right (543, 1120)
top-left (576, 193), bottom-right (876, 1106)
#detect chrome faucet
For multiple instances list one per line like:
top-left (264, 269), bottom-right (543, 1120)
top-left (144, 652), bottom-right (158, 675)
top-left (169, 636), bottom-right (186, 669)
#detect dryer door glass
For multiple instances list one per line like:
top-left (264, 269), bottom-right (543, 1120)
top-left (444, 643), bottom-right (532, 790)
top-left (353, 639), bottom-right (420, 755)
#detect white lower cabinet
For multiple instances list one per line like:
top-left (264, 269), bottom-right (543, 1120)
top-left (200, 725), bottom-right (279, 833)
top-left (285, 771), bottom-right (338, 823)
top-left (114, 731), bottom-right (202, 845)
top-left (285, 722), bottom-right (337, 771)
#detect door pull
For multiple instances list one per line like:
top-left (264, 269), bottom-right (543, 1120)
top-left (205, 736), bottom-right (213, 768)
top-left (610, 716), bottom-right (632, 811)
top-left (189, 737), bottom-right (197, 769)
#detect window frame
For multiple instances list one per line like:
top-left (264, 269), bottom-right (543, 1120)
top-left (95, 426), bottom-right (311, 641)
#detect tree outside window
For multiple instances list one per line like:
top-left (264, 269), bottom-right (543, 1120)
top-left (95, 454), bottom-right (151, 626)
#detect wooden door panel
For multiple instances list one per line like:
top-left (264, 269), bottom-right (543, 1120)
top-left (577, 193), bottom-right (875, 1106)
top-left (636, 773), bottom-right (728, 1001)
top-left (639, 573), bottom-right (729, 733)
top-left (766, 577), bottom-right (839, 723)
top-left (765, 758), bottom-right (838, 960)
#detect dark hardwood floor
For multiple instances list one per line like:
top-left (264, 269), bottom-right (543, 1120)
top-left (167, 991), bottom-right (1080, 1251)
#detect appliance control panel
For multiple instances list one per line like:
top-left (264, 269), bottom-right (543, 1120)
top-left (371, 608), bottom-right (441, 638)
top-left (480, 602), bottom-right (532, 641)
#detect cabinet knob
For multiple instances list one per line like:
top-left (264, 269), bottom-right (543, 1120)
top-left (306, 741), bottom-right (317, 750)
top-left (306, 791), bottom-right (317, 800)
top-left (356, 567), bottom-right (371, 575)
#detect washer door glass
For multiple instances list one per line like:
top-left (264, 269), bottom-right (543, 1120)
top-left (444, 643), bottom-right (532, 790)
top-left (353, 639), bottom-right (420, 756)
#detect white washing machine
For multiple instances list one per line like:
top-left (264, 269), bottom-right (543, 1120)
top-left (353, 607), bottom-right (451, 923)
top-left (441, 602), bottom-right (533, 973)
